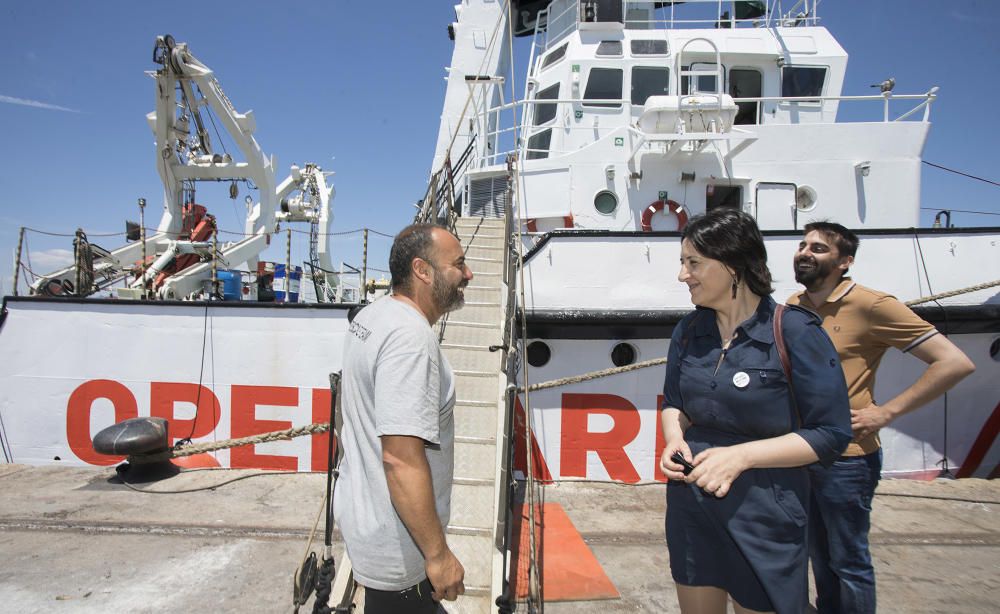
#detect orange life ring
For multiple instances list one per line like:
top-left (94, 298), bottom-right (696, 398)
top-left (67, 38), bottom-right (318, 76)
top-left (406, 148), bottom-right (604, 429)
top-left (525, 214), bottom-right (574, 233)
top-left (641, 199), bottom-right (688, 232)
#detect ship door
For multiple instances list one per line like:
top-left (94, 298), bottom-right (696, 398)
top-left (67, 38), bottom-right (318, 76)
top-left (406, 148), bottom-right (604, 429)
top-left (730, 69), bottom-right (762, 124)
top-left (755, 182), bottom-right (797, 230)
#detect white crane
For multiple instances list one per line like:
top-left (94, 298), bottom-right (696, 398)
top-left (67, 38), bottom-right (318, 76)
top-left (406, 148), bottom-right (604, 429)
top-left (31, 35), bottom-right (337, 301)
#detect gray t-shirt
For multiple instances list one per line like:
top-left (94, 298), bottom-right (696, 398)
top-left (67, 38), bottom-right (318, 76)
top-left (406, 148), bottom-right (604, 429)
top-left (333, 296), bottom-right (455, 591)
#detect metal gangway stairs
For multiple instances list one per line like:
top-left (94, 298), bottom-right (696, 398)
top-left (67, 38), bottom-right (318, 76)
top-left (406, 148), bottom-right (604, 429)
top-left (437, 216), bottom-right (511, 613)
top-left (332, 215), bottom-right (514, 613)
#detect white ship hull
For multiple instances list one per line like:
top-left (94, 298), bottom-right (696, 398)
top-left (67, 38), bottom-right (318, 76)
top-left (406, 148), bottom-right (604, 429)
top-left (516, 227), bottom-right (1000, 481)
top-left (0, 298), bottom-right (350, 471)
top-left (518, 332), bottom-right (999, 482)
top-left (2, 284), bottom-right (996, 480)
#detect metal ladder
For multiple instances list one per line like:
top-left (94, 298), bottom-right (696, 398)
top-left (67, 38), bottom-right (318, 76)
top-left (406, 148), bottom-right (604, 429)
top-left (333, 217), bottom-right (510, 613)
top-left (437, 216), bottom-right (510, 613)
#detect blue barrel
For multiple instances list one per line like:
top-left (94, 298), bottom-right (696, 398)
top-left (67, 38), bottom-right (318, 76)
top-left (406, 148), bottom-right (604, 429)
top-left (274, 264), bottom-right (302, 303)
top-left (217, 270), bottom-right (242, 301)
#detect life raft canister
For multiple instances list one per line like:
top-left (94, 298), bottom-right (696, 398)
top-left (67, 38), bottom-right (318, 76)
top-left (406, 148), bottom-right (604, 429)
top-left (525, 214), bottom-right (574, 233)
top-left (640, 199), bottom-right (688, 232)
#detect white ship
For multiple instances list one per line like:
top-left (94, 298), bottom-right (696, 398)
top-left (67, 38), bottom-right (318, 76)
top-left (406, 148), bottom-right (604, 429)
top-left (2, 1), bottom-right (999, 611)
top-left (422, 0), bottom-right (999, 484)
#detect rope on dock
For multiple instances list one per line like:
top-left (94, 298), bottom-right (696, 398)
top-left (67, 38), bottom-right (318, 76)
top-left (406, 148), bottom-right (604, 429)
top-left (135, 422), bottom-right (331, 462)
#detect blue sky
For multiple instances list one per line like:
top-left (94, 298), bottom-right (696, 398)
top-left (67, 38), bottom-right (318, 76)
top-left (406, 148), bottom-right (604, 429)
top-left (1, 1), bottom-right (998, 295)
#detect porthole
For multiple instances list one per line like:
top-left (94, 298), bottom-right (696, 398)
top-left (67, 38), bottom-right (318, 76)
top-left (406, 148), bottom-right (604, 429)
top-left (990, 337), bottom-right (1000, 362)
top-left (795, 185), bottom-right (818, 212)
top-left (594, 190), bottom-right (618, 215)
top-left (527, 341), bottom-right (551, 368)
top-left (611, 342), bottom-right (638, 367)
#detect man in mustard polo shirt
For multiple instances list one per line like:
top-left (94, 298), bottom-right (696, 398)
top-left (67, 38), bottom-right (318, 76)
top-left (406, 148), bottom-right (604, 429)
top-left (787, 221), bottom-right (975, 614)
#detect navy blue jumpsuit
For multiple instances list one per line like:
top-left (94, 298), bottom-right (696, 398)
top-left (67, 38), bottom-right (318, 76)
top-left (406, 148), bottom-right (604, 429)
top-left (663, 297), bottom-right (851, 613)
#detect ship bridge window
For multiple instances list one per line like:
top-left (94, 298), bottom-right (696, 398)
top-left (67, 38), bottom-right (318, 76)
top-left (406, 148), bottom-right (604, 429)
top-left (631, 66), bottom-right (670, 106)
top-left (597, 40), bottom-right (623, 57)
top-left (631, 39), bottom-right (668, 56)
top-left (526, 129), bottom-right (552, 160)
top-left (541, 43), bottom-right (568, 71)
top-left (782, 66), bottom-right (826, 99)
top-left (583, 67), bottom-right (623, 108)
top-left (707, 184), bottom-right (742, 211)
top-left (729, 68), bottom-right (762, 124)
top-left (533, 83), bottom-right (560, 126)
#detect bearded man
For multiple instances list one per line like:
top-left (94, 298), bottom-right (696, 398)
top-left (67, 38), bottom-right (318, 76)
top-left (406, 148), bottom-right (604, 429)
top-left (334, 223), bottom-right (472, 613)
top-left (787, 221), bottom-right (974, 614)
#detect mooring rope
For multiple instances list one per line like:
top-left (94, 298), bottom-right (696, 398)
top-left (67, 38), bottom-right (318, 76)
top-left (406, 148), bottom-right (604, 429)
top-left (518, 356), bottom-right (669, 393)
top-left (904, 278), bottom-right (1000, 306)
top-left (134, 422), bottom-right (331, 463)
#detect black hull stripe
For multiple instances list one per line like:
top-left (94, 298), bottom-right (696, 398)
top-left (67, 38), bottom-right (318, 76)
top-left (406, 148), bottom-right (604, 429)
top-left (523, 305), bottom-right (1000, 339)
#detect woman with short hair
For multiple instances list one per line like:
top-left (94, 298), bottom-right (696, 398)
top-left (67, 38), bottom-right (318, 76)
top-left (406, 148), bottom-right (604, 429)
top-left (661, 208), bottom-right (851, 614)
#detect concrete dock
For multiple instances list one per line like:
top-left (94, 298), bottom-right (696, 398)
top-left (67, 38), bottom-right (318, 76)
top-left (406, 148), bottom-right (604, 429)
top-left (0, 463), bottom-right (996, 612)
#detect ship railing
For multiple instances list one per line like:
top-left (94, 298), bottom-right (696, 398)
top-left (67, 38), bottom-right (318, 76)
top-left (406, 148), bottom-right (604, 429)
top-left (494, 153), bottom-right (526, 602)
top-left (415, 138), bottom-right (477, 231)
top-left (536, 0), bottom-right (821, 55)
top-left (303, 261), bottom-right (349, 304)
top-left (626, 0), bottom-right (821, 30)
top-left (466, 87), bottom-right (939, 166)
top-left (533, 1), bottom-right (577, 52)
top-left (732, 89), bottom-right (940, 123)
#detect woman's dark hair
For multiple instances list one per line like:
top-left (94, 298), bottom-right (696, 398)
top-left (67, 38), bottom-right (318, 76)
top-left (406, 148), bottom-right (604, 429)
top-left (681, 208), bottom-right (773, 297)
top-left (388, 223), bottom-right (439, 292)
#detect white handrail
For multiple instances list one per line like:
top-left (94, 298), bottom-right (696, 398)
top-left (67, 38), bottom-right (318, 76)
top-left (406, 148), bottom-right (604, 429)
top-left (539, 1), bottom-right (579, 52)
top-left (731, 93), bottom-right (933, 103)
top-left (485, 92), bottom-right (936, 114)
top-left (538, 0), bottom-right (821, 54)
top-left (470, 89), bottom-right (938, 166)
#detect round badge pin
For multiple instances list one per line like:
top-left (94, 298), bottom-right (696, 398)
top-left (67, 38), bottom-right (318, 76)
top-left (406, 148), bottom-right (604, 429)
top-left (732, 371), bottom-right (750, 389)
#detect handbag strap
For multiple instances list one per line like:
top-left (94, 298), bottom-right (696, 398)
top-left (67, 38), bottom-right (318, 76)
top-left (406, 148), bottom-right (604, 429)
top-left (773, 304), bottom-right (792, 382)
top-left (773, 304), bottom-right (801, 427)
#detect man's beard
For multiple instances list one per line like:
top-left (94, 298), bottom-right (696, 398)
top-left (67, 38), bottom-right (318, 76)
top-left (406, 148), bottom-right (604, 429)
top-left (432, 269), bottom-right (466, 313)
top-left (794, 255), bottom-right (836, 290)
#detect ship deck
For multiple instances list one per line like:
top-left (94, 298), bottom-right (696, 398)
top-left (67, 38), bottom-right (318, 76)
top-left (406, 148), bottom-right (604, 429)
top-left (0, 464), bottom-right (996, 612)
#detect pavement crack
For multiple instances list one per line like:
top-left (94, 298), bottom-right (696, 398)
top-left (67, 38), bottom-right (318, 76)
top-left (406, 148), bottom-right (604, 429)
top-left (0, 517), bottom-right (341, 541)
top-left (578, 531), bottom-right (1000, 547)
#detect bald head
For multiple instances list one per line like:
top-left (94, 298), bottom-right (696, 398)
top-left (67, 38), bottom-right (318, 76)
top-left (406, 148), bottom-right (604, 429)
top-left (389, 223), bottom-right (440, 293)
top-left (387, 224), bottom-right (472, 323)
